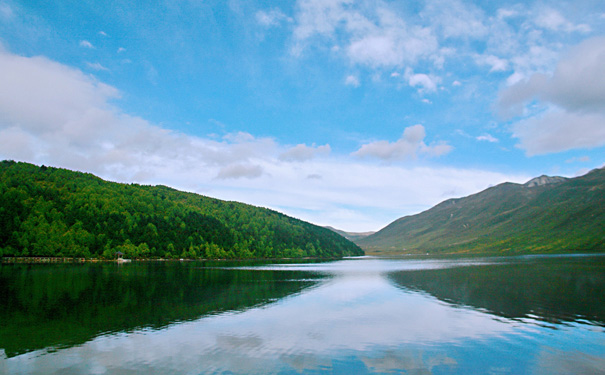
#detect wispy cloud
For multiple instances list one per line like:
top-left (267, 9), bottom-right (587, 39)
top-left (344, 75), bottom-right (360, 87)
top-left (86, 62), bottom-right (109, 71)
top-left (473, 54), bottom-right (509, 73)
top-left (79, 40), bottom-right (94, 49)
top-left (0, 2), bottom-right (14, 20)
top-left (476, 134), bottom-right (498, 143)
top-left (291, 0), bottom-right (438, 68)
top-left (421, 0), bottom-right (487, 40)
top-left (279, 143), bottom-right (331, 162)
top-left (534, 7), bottom-right (590, 33)
top-left (256, 8), bottom-right (291, 28)
top-left (353, 125), bottom-right (452, 161)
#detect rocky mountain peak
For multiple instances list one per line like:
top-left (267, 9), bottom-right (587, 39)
top-left (523, 175), bottom-right (568, 188)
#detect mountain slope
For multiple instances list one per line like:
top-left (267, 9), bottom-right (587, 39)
top-left (356, 168), bottom-right (605, 255)
top-left (324, 226), bottom-right (376, 241)
top-left (0, 161), bottom-right (363, 259)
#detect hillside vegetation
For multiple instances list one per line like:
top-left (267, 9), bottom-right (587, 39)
top-left (324, 226), bottom-right (375, 242)
top-left (357, 168), bottom-right (605, 255)
top-left (0, 161), bottom-right (363, 259)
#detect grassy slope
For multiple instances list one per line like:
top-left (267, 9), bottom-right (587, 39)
top-left (357, 168), bottom-right (605, 255)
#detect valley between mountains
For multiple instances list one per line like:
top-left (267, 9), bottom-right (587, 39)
top-left (1, 160), bottom-right (603, 259)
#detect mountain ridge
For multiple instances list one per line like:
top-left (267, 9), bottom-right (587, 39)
top-left (523, 175), bottom-right (568, 187)
top-left (324, 226), bottom-right (376, 241)
top-left (356, 167), bottom-right (605, 255)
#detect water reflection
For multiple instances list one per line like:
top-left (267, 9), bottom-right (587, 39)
top-left (2, 255), bottom-right (604, 374)
top-left (0, 261), bottom-right (321, 357)
top-left (388, 254), bottom-right (605, 326)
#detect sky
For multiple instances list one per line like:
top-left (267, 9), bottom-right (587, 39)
top-left (0, 0), bottom-right (604, 232)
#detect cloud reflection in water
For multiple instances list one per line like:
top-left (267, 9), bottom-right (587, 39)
top-left (4, 257), bottom-right (603, 374)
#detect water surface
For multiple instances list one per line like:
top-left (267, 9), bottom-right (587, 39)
top-left (1, 255), bottom-right (604, 374)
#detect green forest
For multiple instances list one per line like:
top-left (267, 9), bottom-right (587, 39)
top-left (0, 161), bottom-right (363, 260)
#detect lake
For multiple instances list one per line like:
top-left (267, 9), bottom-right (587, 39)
top-left (1, 254), bottom-right (604, 374)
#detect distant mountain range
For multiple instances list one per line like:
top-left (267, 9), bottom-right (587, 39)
top-left (356, 167), bottom-right (605, 255)
top-left (324, 226), bottom-right (375, 242)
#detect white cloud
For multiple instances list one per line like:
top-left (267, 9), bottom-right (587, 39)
top-left (501, 37), bottom-right (605, 116)
top-left (344, 75), bottom-right (360, 87)
top-left (216, 164), bottom-right (264, 180)
top-left (496, 8), bottom-right (518, 20)
top-left (0, 48), bottom-right (277, 182)
top-left (480, 4), bottom-right (583, 90)
top-left (117, 47), bottom-right (126, 53)
top-left (256, 8), bottom-right (291, 27)
top-left (404, 68), bottom-right (440, 94)
top-left (498, 37), bottom-right (605, 155)
top-left (476, 134), bottom-right (498, 143)
top-left (98, 31), bottom-right (108, 37)
top-left (512, 110), bottom-right (605, 156)
top-left (292, 0), bottom-right (438, 68)
top-left (353, 125), bottom-right (452, 161)
top-left (534, 8), bottom-right (591, 33)
top-left (474, 54), bottom-right (509, 72)
top-left (289, 0), bottom-right (601, 102)
top-left (0, 2), bottom-right (13, 19)
top-left (79, 40), bottom-right (94, 49)
top-left (279, 143), bottom-right (331, 162)
top-left (86, 62), bottom-right (109, 71)
top-left (421, 0), bottom-right (487, 39)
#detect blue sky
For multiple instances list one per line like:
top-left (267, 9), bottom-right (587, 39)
top-left (0, 0), bottom-right (604, 231)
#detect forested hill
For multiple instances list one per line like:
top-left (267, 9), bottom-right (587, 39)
top-left (356, 167), bottom-right (605, 255)
top-left (0, 161), bottom-right (363, 259)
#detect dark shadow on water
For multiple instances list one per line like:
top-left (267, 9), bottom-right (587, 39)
top-left (387, 255), bottom-right (605, 327)
top-left (0, 261), bottom-right (324, 357)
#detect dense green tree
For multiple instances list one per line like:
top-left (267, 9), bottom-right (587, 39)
top-left (0, 161), bottom-right (363, 259)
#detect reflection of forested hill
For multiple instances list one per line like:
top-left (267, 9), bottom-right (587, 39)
top-left (0, 161), bottom-right (362, 259)
top-left (388, 256), bottom-right (605, 326)
top-left (0, 262), bottom-right (322, 357)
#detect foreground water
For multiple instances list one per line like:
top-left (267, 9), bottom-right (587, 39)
top-left (1, 255), bottom-right (604, 374)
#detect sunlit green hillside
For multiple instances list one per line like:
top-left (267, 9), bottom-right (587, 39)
top-left (0, 161), bottom-right (363, 259)
top-left (357, 168), bottom-right (605, 255)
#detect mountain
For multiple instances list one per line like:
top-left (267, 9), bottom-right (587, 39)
top-left (356, 167), bottom-right (605, 255)
top-left (324, 226), bottom-right (376, 241)
top-left (523, 175), bottom-right (568, 187)
top-left (0, 161), bottom-right (363, 259)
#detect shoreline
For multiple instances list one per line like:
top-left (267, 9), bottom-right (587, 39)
top-left (0, 255), bottom-right (349, 264)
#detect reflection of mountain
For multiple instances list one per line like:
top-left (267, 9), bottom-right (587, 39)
top-left (388, 256), bottom-right (605, 326)
top-left (0, 262), bottom-right (322, 357)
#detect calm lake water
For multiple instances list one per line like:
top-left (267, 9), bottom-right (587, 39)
top-left (1, 255), bottom-right (604, 374)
